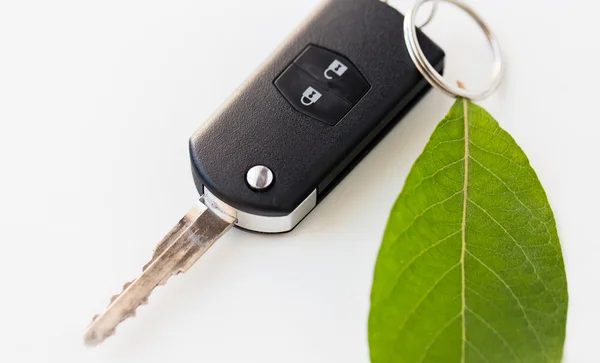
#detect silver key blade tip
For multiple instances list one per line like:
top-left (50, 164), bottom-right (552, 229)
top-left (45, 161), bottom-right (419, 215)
top-left (84, 326), bottom-right (113, 346)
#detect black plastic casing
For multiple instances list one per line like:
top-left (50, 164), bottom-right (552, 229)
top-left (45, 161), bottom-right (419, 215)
top-left (189, 0), bottom-right (444, 220)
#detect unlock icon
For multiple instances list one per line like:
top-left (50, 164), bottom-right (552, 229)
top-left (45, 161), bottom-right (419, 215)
top-left (301, 86), bottom-right (323, 106)
top-left (324, 59), bottom-right (348, 80)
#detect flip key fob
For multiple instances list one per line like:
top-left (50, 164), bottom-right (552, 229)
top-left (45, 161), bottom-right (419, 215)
top-left (190, 0), bottom-right (444, 233)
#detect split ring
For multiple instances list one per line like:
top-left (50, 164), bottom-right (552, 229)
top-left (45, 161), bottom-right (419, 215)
top-left (403, 0), bottom-right (503, 101)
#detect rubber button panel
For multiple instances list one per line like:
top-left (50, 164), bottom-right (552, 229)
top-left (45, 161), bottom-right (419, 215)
top-left (274, 64), bottom-right (353, 126)
top-left (294, 45), bottom-right (370, 104)
top-left (274, 45), bottom-right (370, 125)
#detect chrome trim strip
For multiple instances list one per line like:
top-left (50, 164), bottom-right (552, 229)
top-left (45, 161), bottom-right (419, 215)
top-left (203, 187), bottom-right (317, 233)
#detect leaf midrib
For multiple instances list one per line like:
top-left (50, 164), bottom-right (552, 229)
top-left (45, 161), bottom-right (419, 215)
top-left (460, 98), bottom-right (469, 363)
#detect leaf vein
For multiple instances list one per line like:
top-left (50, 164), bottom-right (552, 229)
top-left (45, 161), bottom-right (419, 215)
top-left (468, 197), bottom-right (560, 308)
top-left (391, 230), bottom-right (461, 290)
top-left (466, 307), bottom-right (522, 362)
top-left (469, 154), bottom-right (564, 282)
top-left (466, 250), bottom-right (548, 359)
top-left (390, 263), bottom-right (461, 337)
top-left (393, 190), bottom-right (462, 238)
top-left (466, 340), bottom-right (491, 363)
top-left (468, 140), bottom-right (524, 171)
top-left (417, 313), bottom-right (463, 363)
top-left (409, 157), bottom-right (465, 192)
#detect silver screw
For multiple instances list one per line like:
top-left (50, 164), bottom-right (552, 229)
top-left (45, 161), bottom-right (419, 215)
top-left (246, 165), bottom-right (274, 191)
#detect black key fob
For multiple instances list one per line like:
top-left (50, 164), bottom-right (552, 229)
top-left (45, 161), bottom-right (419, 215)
top-left (189, 0), bottom-right (444, 233)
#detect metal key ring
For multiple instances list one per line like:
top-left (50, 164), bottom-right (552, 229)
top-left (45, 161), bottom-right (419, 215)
top-left (404, 0), bottom-right (503, 101)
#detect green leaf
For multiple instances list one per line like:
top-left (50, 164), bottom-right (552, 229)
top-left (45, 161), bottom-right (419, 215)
top-left (368, 99), bottom-right (568, 363)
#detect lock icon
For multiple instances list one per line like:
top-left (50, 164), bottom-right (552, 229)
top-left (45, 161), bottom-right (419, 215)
top-left (301, 86), bottom-right (323, 106)
top-left (324, 59), bottom-right (348, 80)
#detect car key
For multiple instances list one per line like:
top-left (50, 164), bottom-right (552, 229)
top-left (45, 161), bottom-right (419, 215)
top-left (84, 0), bottom-right (444, 346)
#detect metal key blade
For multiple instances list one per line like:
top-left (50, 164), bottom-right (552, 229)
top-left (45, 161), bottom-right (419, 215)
top-left (84, 197), bottom-right (236, 346)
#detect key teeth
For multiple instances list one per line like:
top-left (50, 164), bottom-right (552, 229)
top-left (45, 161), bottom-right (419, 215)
top-left (119, 301), bottom-right (145, 322)
top-left (86, 273), bottom-right (171, 346)
top-left (158, 273), bottom-right (176, 286)
top-left (85, 307), bottom-right (143, 346)
top-left (109, 280), bottom-right (134, 303)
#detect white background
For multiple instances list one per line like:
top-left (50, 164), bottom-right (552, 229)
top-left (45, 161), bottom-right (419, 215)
top-left (1, 0), bottom-right (598, 362)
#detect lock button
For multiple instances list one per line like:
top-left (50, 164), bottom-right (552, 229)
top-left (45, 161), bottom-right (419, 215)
top-left (301, 86), bottom-right (322, 106)
top-left (293, 45), bottom-right (370, 104)
top-left (274, 64), bottom-right (352, 125)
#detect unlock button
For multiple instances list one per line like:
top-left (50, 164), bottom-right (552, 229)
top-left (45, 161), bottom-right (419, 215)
top-left (275, 64), bottom-right (352, 125)
top-left (294, 45), bottom-right (370, 104)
